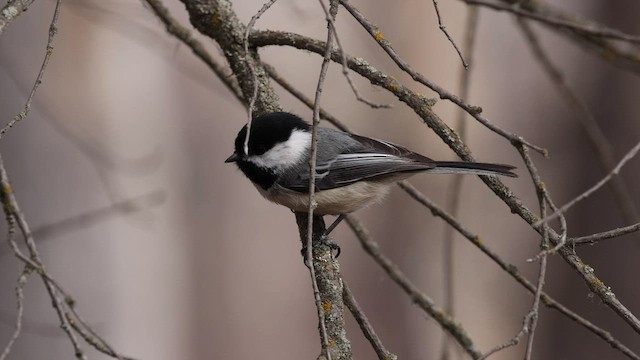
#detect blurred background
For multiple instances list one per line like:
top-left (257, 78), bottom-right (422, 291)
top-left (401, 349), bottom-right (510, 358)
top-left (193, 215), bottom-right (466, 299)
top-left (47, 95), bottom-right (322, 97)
top-left (1, 0), bottom-right (639, 359)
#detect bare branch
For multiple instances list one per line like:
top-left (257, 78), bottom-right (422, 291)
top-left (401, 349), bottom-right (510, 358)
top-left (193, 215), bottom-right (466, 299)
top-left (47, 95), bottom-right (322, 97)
top-left (322, 12), bottom-right (391, 109)
top-left (0, 0), bottom-right (62, 140)
top-left (572, 222), bottom-right (640, 246)
top-left (296, 213), bottom-right (352, 360)
top-left (431, 0), bottom-right (468, 69)
top-left (343, 282), bottom-right (397, 360)
top-left (345, 215), bottom-right (483, 359)
top-left (537, 140), bottom-right (640, 226)
top-left (0, 265), bottom-right (31, 360)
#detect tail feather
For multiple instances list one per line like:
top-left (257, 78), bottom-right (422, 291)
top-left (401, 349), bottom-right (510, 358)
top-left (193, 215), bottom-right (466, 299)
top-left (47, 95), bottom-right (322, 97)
top-left (432, 161), bottom-right (517, 177)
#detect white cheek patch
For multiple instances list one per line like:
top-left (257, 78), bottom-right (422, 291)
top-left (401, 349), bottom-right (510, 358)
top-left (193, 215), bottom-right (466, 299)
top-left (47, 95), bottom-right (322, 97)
top-left (248, 129), bottom-right (311, 171)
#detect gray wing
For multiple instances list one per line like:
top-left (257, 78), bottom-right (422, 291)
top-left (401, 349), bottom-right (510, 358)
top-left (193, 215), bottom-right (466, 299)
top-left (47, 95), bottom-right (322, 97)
top-left (278, 128), bottom-right (436, 192)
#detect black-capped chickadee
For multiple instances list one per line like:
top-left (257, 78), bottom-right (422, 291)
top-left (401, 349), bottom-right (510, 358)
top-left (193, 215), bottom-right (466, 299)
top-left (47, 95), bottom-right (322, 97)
top-left (225, 112), bottom-right (516, 237)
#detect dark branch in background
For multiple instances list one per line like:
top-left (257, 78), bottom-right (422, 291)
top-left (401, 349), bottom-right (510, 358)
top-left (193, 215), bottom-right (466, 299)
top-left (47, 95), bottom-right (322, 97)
top-left (440, 7), bottom-right (477, 360)
top-left (477, 0), bottom-right (640, 76)
top-left (250, 28), bottom-right (640, 335)
top-left (33, 190), bottom-right (165, 239)
top-left (0, 190), bottom-right (165, 260)
top-left (517, 19), bottom-right (640, 224)
top-left (465, 0), bottom-right (640, 44)
top-left (0, 0), bottom-right (36, 35)
top-left (0, 0), bottom-right (62, 140)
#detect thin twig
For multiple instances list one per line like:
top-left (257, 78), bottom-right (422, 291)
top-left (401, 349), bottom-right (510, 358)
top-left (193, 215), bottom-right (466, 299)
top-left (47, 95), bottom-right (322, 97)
top-left (343, 282), bottom-right (397, 360)
top-left (323, 14), bottom-right (391, 109)
top-left (0, 0), bottom-right (62, 140)
top-left (338, 0), bottom-right (547, 155)
top-left (242, 0), bottom-right (280, 156)
top-left (573, 222), bottom-right (640, 246)
top-left (479, 312), bottom-right (533, 359)
top-left (0, 260), bottom-right (32, 360)
top-left (536, 140), bottom-right (640, 226)
top-left (431, 0), bottom-right (468, 69)
top-left (518, 143), bottom-right (551, 359)
top-left (0, 158), bottom-right (83, 358)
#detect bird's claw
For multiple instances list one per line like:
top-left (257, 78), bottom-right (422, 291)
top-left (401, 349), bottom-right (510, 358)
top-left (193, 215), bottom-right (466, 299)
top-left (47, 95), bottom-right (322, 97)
top-left (300, 235), bottom-right (341, 262)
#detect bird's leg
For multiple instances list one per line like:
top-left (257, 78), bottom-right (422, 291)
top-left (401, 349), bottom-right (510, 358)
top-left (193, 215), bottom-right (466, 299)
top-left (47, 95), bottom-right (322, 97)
top-left (319, 214), bottom-right (345, 257)
top-left (299, 214), bottom-right (345, 259)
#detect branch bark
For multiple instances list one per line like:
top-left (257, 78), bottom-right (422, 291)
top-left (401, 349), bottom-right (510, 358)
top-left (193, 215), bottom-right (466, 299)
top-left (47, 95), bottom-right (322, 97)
top-left (296, 213), bottom-right (352, 359)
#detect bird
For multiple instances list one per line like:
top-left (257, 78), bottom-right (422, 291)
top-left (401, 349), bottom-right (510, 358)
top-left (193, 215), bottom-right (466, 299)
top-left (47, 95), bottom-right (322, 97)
top-left (225, 112), bottom-right (516, 247)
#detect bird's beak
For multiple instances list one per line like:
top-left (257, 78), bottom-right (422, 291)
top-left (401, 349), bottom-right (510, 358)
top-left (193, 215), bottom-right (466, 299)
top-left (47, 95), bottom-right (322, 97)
top-left (225, 153), bottom-right (240, 163)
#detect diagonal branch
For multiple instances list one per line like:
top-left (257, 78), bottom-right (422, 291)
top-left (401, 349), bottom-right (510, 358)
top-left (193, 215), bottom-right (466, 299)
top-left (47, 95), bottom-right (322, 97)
top-left (144, 0), bottom-right (244, 103)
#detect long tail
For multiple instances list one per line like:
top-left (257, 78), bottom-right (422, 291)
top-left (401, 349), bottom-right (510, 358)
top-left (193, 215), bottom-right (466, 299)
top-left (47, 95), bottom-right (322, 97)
top-left (431, 161), bottom-right (517, 177)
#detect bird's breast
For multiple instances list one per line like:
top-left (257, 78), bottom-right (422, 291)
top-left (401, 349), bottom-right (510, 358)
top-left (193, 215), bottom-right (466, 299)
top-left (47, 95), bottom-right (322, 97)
top-left (254, 181), bottom-right (393, 215)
